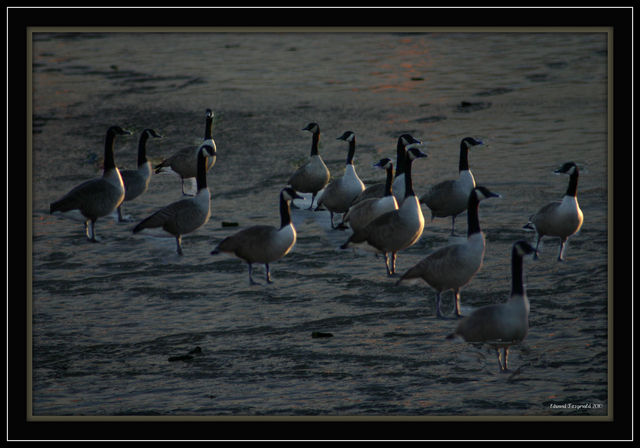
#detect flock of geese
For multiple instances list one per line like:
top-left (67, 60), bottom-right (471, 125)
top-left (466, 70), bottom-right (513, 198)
top-left (48, 109), bottom-right (584, 372)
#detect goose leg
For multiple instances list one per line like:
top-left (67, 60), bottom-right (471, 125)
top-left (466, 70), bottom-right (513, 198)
top-left (450, 216), bottom-right (456, 236)
top-left (308, 192), bottom-right (317, 210)
top-left (265, 263), bottom-right (273, 284)
top-left (533, 234), bottom-right (542, 260)
top-left (454, 288), bottom-right (463, 318)
top-left (86, 219), bottom-right (98, 242)
top-left (496, 348), bottom-right (504, 372)
top-left (435, 292), bottom-right (444, 318)
top-left (390, 252), bottom-right (397, 275)
top-left (117, 206), bottom-right (124, 222)
top-left (384, 253), bottom-right (392, 276)
top-left (247, 263), bottom-right (259, 285)
top-left (503, 347), bottom-right (510, 372)
top-left (175, 236), bottom-right (184, 255)
top-left (558, 238), bottom-right (567, 262)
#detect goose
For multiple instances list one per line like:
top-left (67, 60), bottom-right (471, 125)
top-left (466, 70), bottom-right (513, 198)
top-left (50, 125), bottom-right (132, 241)
top-left (117, 128), bottom-right (163, 222)
top-left (446, 240), bottom-right (537, 373)
top-left (396, 186), bottom-right (500, 318)
top-left (340, 137), bottom-right (426, 276)
top-left (211, 187), bottom-right (303, 285)
top-left (523, 161), bottom-right (584, 261)
top-left (287, 122), bottom-right (331, 210)
top-left (420, 137), bottom-right (484, 235)
top-left (154, 109), bottom-right (216, 195)
top-left (133, 144), bottom-right (216, 255)
top-left (314, 131), bottom-right (365, 229)
top-left (341, 158), bottom-right (398, 234)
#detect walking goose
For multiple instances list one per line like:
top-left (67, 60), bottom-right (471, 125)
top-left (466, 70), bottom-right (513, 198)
top-left (211, 187), bottom-right (303, 285)
top-left (50, 125), bottom-right (132, 241)
top-left (420, 137), bottom-right (484, 235)
top-left (523, 161), bottom-right (584, 261)
top-left (117, 128), bottom-right (163, 222)
top-left (340, 137), bottom-right (426, 276)
top-left (396, 186), bottom-right (500, 318)
top-left (315, 131), bottom-right (365, 229)
top-left (446, 240), bottom-right (537, 373)
top-left (341, 158), bottom-right (398, 234)
top-left (287, 122), bottom-right (331, 210)
top-left (154, 109), bottom-right (216, 195)
top-left (133, 144), bottom-right (216, 255)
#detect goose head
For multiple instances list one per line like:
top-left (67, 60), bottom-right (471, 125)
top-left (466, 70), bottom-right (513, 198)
top-left (462, 137), bottom-right (483, 149)
top-left (302, 122), bottom-right (320, 134)
top-left (399, 134), bottom-right (422, 150)
top-left (206, 109), bottom-right (214, 120)
top-left (374, 157), bottom-right (393, 170)
top-left (406, 146), bottom-right (428, 161)
top-left (554, 161), bottom-right (578, 175)
top-left (199, 144), bottom-right (217, 158)
top-left (336, 131), bottom-right (356, 142)
top-left (108, 126), bottom-right (132, 136)
top-left (143, 129), bottom-right (163, 139)
top-left (514, 240), bottom-right (537, 258)
top-left (281, 187), bottom-right (304, 202)
top-left (472, 185), bottom-right (501, 201)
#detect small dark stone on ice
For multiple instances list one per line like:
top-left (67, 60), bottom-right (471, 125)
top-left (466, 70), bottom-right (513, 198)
top-left (410, 77), bottom-right (424, 81)
top-left (168, 354), bottom-right (194, 362)
top-left (188, 346), bottom-right (202, 355)
top-left (222, 221), bottom-right (239, 227)
top-left (312, 332), bottom-right (333, 338)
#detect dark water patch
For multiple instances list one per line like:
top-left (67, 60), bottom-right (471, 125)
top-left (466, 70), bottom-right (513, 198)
top-left (414, 115), bottom-right (447, 123)
top-left (455, 101), bottom-right (492, 113)
top-left (473, 87), bottom-right (514, 97)
top-left (546, 61), bottom-right (568, 69)
top-left (526, 73), bottom-right (550, 82)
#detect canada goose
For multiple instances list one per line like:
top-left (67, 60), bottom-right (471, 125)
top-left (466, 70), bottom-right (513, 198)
top-left (133, 144), bottom-right (216, 255)
top-left (420, 137), bottom-right (484, 235)
top-left (396, 186), bottom-right (500, 318)
top-left (154, 109), bottom-right (216, 195)
top-left (523, 162), bottom-right (584, 261)
top-left (340, 137), bottom-right (426, 276)
top-left (446, 240), bottom-right (537, 373)
top-left (315, 131), bottom-right (365, 229)
top-left (117, 128), bottom-right (163, 222)
top-left (50, 125), bottom-right (132, 241)
top-left (211, 187), bottom-right (303, 285)
top-left (341, 158), bottom-right (398, 234)
top-left (287, 122), bottom-right (331, 210)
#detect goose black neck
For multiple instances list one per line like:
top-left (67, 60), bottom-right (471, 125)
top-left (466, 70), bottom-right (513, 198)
top-left (404, 157), bottom-right (416, 199)
top-left (511, 247), bottom-right (526, 297)
top-left (137, 132), bottom-right (149, 166)
top-left (346, 138), bottom-right (356, 165)
top-left (204, 114), bottom-right (213, 140)
top-left (104, 130), bottom-right (118, 172)
top-left (310, 131), bottom-right (320, 156)
top-left (384, 165), bottom-right (394, 196)
top-left (396, 141), bottom-right (406, 176)
top-left (565, 168), bottom-right (579, 197)
top-left (459, 141), bottom-right (470, 171)
top-left (279, 194), bottom-right (293, 228)
top-left (467, 193), bottom-right (482, 237)
top-left (196, 150), bottom-right (208, 191)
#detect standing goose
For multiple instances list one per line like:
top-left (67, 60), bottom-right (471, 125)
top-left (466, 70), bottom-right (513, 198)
top-left (117, 128), bottom-right (163, 222)
top-left (396, 186), bottom-right (501, 318)
top-left (340, 137), bottom-right (426, 276)
top-left (523, 161), bottom-right (584, 261)
top-left (154, 109), bottom-right (216, 195)
top-left (315, 131), bottom-right (365, 229)
top-left (50, 125), bottom-right (132, 241)
top-left (446, 240), bottom-right (537, 373)
top-left (420, 137), bottom-right (484, 235)
top-left (341, 158), bottom-right (398, 234)
top-left (211, 187), bottom-right (303, 285)
top-left (287, 122), bottom-right (331, 210)
top-left (133, 144), bottom-right (216, 255)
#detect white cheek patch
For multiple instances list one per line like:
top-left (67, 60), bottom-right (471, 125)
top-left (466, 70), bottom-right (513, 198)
top-left (567, 165), bottom-right (576, 175)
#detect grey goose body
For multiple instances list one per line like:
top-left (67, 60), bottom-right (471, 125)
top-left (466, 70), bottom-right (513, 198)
top-left (118, 129), bottom-right (163, 222)
top-left (211, 187), bottom-right (302, 285)
top-left (446, 240), bottom-right (537, 372)
top-left (397, 186), bottom-right (500, 318)
top-left (155, 109), bottom-right (217, 195)
top-left (287, 122), bottom-right (331, 210)
top-left (420, 137), bottom-right (484, 235)
top-left (134, 144), bottom-right (216, 255)
top-left (50, 125), bottom-right (132, 241)
top-left (523, 161), bottom-right (584, 261)
top-left (315, 131), bottom-right (365, 229)
top-left (340, 136), bottom-right (426, 276)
